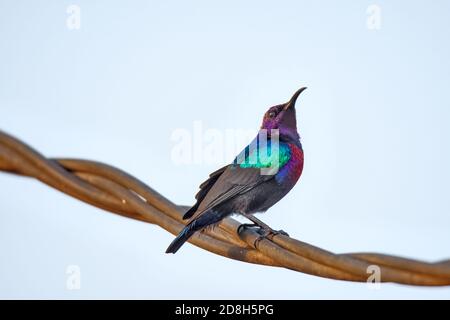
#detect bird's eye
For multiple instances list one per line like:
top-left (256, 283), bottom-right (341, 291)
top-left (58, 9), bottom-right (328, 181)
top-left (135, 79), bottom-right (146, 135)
top-left (268, 111), bottom-right (277, 118)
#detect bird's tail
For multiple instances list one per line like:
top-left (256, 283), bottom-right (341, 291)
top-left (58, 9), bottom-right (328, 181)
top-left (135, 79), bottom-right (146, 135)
top-left (165, 223), bottom-right (197, 254)
top-left (165, 211), bottom-right (221, 254)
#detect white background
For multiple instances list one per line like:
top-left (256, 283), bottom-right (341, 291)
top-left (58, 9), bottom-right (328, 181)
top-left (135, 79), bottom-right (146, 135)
top-left (1, 0), bottom-right (449, 298)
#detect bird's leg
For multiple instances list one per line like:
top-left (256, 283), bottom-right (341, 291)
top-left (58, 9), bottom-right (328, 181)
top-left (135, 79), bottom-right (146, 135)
top-left (237, 223), bottom-right (259, 235)
top-left (240, 213), bottom-right (289, 247)
top-left (241, 213), bottom-right (272, 230)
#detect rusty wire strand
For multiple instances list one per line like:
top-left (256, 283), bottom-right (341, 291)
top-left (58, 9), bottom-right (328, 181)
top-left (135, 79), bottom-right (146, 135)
top-left (1, 130), bottom-right (449, 286)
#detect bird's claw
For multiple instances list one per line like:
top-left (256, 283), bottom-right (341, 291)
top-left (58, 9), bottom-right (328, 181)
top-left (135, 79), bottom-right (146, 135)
top-left (258, 228), bottom-right (289, 238)
top-left (252, 228), bottom-right (289, 248)
top-left (237, 223), bottom-right (289, 248)
top-left (275, 229), bottom-right (289, 237)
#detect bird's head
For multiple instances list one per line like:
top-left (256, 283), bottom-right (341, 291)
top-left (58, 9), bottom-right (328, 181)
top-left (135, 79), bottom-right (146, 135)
top-left (261, 87), bottom-right (307, 142)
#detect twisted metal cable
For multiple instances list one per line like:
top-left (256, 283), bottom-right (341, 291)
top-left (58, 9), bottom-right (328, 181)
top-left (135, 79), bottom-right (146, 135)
top-left (1, 130), bottom-right (449, 286)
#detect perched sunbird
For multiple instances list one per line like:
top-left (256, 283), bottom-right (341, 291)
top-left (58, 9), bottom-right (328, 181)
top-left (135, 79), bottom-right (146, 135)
top-left (166, 87), bottom-right (307, 253)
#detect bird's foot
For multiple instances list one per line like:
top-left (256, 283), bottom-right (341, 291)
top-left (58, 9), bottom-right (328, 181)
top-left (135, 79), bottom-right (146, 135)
top-left (253, 228), bottom-right (289, 248)
top-left (275, 229), bottom-right (289, 237)
top-left (258, 227), bottom-right (289, 238)
top-left (237, 223), bottom-right (289, 248)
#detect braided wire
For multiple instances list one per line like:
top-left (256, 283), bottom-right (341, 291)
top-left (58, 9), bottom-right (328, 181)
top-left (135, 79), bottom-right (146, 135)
top-left (1, 130), bottom-right (449, 286)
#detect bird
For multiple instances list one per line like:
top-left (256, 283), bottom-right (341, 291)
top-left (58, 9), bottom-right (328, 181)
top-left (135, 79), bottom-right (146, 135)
top-left (166, 87), bottom-right (306, 254)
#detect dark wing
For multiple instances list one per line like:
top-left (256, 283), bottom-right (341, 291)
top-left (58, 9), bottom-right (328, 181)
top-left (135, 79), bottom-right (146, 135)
top-left (183, 165), bottom-right (229, 219)
top-left (187, 165), bottom-right (275, 221)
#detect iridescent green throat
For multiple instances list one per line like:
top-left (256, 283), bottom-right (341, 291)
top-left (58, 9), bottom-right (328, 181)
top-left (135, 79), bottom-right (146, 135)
top-left (238, 142), bottom-right (291, 169)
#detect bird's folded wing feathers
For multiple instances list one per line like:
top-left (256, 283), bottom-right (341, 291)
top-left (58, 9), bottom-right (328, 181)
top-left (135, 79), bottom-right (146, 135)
top-left (195, 165), bottom-right (229, 200)
top-left (185, 139), bottom-right (283, 220)
top-left (182, 165), bottom-right (229, 219)
top-left (188, 166), bottom-right (274, 221)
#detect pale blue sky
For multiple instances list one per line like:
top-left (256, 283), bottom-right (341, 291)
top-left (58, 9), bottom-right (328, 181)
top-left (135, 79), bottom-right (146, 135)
top-left (1, 0), bottom-right (450, 298)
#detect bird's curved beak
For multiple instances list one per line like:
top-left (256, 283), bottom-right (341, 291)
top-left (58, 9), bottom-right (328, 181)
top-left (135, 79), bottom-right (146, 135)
top-left (284, 87), bottom-right (307, 110)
